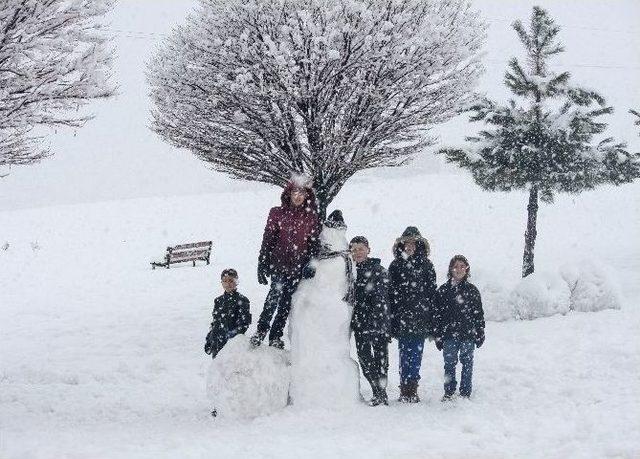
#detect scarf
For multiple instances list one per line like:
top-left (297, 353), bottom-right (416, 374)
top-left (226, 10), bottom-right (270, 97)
top-left (315, 243), bottom-right (355, 307)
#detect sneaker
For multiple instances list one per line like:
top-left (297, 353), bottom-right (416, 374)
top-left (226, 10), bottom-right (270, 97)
top-left (269, 338), bottom-right (285, 349)
top-left (210, 409), bottom-right (217, 418)
top-left (459, 393), bottom-right (471, 400)
top-left (250, 332), bottom-right (265, 348)
top-left (441, 394), bottom-right (455, 402)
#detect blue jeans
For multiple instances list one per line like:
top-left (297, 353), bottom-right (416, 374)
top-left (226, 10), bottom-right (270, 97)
top-left (398, 337), bottom-right (425, 385)
top-left (443, 339), bottom-right (475, 396)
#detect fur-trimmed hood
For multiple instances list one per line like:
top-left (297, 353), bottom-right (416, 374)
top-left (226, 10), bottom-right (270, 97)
top-left (392, 226), bottom-right (430, 259)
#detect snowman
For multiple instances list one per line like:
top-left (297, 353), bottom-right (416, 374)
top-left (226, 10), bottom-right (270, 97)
top-left (288, 210), bottom-right (361, 408)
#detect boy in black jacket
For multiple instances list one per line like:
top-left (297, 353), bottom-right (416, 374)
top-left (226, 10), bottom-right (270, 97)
top-left (433, 255), bottom-right (485, 400)
top-left (350, 236), bottom-right (390, 407)
top-left (205, 269), bottom-right (252, 359)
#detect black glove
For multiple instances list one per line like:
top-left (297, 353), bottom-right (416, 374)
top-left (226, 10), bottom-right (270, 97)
top-left (257, 265), bottom-right (269, 285)
top-left (435, 338), bottom-right (443, 351)
top-left (302, 264), bottom-right (316, 279)
top-left (204, 329), bottom-right (214, 355)
top-left (475, 332), bottom-right (485, 349)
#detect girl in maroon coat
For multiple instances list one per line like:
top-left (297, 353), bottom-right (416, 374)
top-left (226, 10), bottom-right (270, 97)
top-left (251, 179), bottom-right (320, 349)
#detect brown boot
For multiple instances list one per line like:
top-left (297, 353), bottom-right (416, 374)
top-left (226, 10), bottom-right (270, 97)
top-left (398, 383), bottom-right (409, 403)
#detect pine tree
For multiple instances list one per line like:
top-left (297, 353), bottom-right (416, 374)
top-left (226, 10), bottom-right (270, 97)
top-left (440, 6), bottom-right (640, 278)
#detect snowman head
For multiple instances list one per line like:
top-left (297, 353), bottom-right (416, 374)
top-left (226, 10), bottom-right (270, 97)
top-left (320, 209), bottom-right (348, 251)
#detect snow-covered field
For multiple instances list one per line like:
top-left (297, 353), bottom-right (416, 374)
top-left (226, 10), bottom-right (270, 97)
top-left (1, 173), bottom-right (639, 458)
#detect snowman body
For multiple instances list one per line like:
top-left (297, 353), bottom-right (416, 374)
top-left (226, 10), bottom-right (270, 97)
top-left (289, 225), bottom-right (360, 408)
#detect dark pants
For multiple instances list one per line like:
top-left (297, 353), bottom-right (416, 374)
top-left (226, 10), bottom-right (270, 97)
top-left (354, 333), bottom-right (389, 387)
top-left (443, 339), bottom-right (475, 396)
top-left (398, 336), bottom-right (425, 385)
top-left (257, 274), bottom-right (300, 341)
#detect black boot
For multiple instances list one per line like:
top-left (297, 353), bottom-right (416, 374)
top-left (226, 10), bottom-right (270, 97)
top-left (369, 378), bottom-right (388, 406)
top-left (407, 381), bottom-right (420, 403)
top-left (269, 338), bottom-right (285, 349)
top-left (250, 330), bottom-right (266, 348)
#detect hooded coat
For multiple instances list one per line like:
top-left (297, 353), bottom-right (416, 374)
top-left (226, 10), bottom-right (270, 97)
top-left (388, 231), bottom-right (437, 339)
top-left (258, 182), bottom-right (321, 277)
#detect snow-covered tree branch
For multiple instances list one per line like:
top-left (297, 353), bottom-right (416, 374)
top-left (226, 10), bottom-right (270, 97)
top-left (439, 7), bottom-right (640, 277)
top-left (148, 0), bottom-right (485, 217)
top-left (631, 109), bottom-right (640, 136)
top-left (0, 0), bottom-right (116, 171)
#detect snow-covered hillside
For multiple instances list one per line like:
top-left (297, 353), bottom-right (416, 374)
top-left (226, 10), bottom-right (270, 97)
top-left (1, 172), bottom-right (639, 458)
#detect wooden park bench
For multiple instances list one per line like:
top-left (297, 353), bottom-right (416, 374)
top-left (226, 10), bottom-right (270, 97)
top-left (151, 241), bottom-right (212, 269)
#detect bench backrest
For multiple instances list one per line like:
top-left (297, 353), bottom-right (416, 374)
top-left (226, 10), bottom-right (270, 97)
top-left (170, 241), bottom-right (212, 251)
top-left (167, 241), bottom-right (212, 263)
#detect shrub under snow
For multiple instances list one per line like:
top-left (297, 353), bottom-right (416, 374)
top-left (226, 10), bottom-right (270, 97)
top-left (560, 261), bottom-right (622, 312)
top-left (510, 271), bottom-right (571, 320)
top-left (472, 269), bottom-right (516, 322)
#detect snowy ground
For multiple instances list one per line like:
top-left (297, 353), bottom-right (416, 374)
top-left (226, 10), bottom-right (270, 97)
top-left (1, 173), bottom-right (639, 458)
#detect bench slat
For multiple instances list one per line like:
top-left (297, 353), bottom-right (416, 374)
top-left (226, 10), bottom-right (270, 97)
top-left (171, 241), bottom-right (212, 251)
top-left (169, 249), bottom-right (210, 261)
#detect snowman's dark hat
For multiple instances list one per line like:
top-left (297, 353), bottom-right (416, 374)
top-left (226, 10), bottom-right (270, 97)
top-left (324, 209), bottom-right (346, 229)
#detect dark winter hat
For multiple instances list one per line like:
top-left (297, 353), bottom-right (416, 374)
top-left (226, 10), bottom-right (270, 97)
top-left (349, 236), bottom-right (369, 247)
top-left (401, 226), bottom-right (422, 239)
top-left (221, 268), bottom-right (238, 279)
top-left (324, 209), bottom-right (346, 229)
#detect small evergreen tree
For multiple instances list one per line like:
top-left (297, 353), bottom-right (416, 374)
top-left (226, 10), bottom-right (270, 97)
top-left (440, 6), bottom-right (640, 278)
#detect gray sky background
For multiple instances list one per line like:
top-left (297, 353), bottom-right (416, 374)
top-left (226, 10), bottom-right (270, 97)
top-left (1, 0), bottom-right (638, 210)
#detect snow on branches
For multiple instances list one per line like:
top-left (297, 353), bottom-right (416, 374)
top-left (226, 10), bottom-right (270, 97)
top-left (0, 0), bottom-right (115, 170)
top-left (440, 7), bottom-right (639, 201)
top-left (148, 0), bottom-right (485, 215)
top-left (439, 7), bottom-right (640, 277)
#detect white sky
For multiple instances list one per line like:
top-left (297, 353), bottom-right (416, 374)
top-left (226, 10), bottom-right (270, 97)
top-left (1, 0), bottom-right (638, 210)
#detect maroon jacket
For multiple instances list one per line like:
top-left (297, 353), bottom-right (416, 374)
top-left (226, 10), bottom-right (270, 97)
top-left (258, 183), bottom-right (321, 277)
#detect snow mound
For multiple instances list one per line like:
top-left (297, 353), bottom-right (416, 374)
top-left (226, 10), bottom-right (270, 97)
top-left (511, 271), bottom-right (571, 320)
top-left (560, 261), bottom-right (622, 312)
top-left (473, 270), bottom-right (515, 321)
top-left (206, 335), bottom-right (290, 419)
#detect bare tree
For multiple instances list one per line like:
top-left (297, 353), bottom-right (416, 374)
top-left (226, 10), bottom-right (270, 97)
top-left (0, 0), bottom-right (115, 172)
top-left (149, 0), bottom-right (485, 218)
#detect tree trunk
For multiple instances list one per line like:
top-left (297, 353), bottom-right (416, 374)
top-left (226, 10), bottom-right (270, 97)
top-left (522, 186), bottom-right (539, 278)
top-left (314, 186), bottom-right (329, 222)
